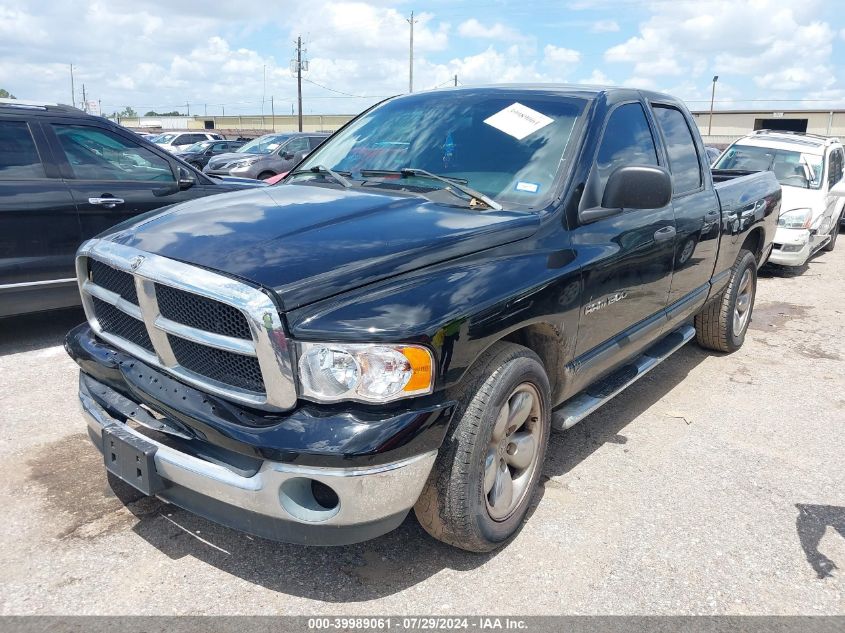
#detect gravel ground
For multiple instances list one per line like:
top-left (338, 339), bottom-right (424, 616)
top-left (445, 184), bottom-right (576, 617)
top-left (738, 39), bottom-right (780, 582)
top-left (0, 248), bottom-right (843, 615)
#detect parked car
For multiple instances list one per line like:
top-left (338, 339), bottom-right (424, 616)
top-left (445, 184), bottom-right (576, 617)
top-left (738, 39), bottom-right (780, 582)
top-left (66, 85), bottom-right (779, 551)
top-left (178, 140), bottom-right (246, 169)
top-left (155, 131), bottom-right (223, 154)
top-left (0, 99), bottom-right (265, 317)
top-left (714, 130), bottom-right (843, 266)
top-left (203, 132), bottom-right (328, 179)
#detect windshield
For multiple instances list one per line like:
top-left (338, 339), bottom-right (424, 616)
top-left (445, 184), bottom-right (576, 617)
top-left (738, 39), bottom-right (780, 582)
top-left (294, 90), bottom-right (585, 208)
top-left (715, 143), bottom-right (824, 189)
top-left (238, 135), bottom-right (289, 154)
top-left (183, 141), bottom-right (211, 153)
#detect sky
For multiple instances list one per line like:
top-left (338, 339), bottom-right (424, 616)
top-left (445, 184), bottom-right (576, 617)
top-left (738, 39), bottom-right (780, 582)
top-left (2, 0), bottom-right (845, 117)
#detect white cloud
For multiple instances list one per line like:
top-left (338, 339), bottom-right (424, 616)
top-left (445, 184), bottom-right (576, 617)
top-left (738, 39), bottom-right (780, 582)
top-left (590, 20), bottom-right (619, 33)
top-left (603, 0), bottom-right (838, 97)
top-left (578, 69), bottom-right (614, 85)
top-left (543, 45), bottom-right (581, 65)
top-left (457, 18), bottom-right (525, 42)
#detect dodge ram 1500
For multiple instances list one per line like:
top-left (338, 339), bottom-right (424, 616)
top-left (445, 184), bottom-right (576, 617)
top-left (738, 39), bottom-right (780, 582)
top-left (65, 86), bottom-right (780, 551)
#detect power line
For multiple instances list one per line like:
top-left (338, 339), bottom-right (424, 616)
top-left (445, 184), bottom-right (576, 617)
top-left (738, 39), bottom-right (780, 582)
top-left (301, 77), bottom-right (391, 99)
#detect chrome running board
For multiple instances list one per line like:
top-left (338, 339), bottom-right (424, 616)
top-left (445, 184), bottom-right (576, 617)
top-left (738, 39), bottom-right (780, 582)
top-left (552, 324), bottom-right (696, 430)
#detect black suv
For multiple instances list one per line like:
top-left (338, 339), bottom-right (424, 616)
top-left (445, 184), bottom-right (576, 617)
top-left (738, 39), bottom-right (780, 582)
top-left (177, 139), bottom-right (246, 169)
top-left (0, 100), bottom-right (264, 317)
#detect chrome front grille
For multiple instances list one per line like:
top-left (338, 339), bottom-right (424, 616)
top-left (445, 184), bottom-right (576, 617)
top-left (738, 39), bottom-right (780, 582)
top-left (75, 239), bottom-right (297, 411)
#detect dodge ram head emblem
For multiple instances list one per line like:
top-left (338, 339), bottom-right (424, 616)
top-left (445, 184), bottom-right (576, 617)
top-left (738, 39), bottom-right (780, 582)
top-left (129, 256), bottom-right (145, 271)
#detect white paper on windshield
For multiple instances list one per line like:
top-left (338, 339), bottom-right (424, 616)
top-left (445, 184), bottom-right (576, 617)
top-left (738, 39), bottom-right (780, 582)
top-left (483, 102), bottom-right (554, 140)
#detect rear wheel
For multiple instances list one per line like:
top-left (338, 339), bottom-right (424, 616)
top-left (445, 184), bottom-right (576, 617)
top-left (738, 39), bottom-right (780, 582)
top-left (415, 342), bottom-right (550, 552)
top-left (695, 249), bottom-right (757, 353)
top-left (823, 219), bottom-right (839, 251)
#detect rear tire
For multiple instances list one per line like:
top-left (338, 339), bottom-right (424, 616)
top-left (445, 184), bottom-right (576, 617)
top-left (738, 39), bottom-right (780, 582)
top-left (695, 249), bottom-right (757, 353)
top-left (823, 219), bottom-right (838, 251)
top-left (415, 342), bottom-right (551, 552)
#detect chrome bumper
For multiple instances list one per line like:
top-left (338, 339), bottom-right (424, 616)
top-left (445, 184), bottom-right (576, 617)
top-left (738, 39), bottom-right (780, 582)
top-left (79, 383), bottom-right (436, 541)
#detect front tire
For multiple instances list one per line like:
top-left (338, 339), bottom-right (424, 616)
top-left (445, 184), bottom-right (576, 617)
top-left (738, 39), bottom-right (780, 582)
top-left (695, 249), bottom-right (757, 353)
top-left (415, 343), bottom-right (551, 552)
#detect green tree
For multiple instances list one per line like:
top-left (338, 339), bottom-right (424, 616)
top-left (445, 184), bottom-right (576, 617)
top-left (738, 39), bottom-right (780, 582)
top-left (0, 88), bottom-right (16, 99)
top-left (111, 106), bottom-right (137, 118)
top-left (144, 110), bottom-right (181, 116)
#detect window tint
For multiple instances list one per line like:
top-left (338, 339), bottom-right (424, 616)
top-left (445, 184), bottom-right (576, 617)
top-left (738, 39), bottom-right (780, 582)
top-left (653, 105), bottom-right (702, 194)
top-left (283, 137), bottom-right (310, 155)
top-left (53, 124), bottom-right (175, 182)
top-left (211, 142), bottom-right (227, 152)
top-left (0, 121), bottom-right (46, 179)
top-left (308, 136), bottom-right (327, 150)
top-left (596, 103), bottom-right (658, 191)
top-left (828, 148), bottom-right (843, 188)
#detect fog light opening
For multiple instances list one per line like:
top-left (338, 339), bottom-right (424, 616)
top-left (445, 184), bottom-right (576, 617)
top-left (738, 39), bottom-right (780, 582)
top-left (279, 477), bottom-right (341, 523)
top-left (311, 479), bottom-right (340, 510)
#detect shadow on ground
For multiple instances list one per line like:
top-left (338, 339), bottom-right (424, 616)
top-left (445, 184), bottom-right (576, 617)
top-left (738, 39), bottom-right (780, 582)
top-left (0, 308), bottom-right (85, 356)
top-left (795, 504), bottom-right (845, 579)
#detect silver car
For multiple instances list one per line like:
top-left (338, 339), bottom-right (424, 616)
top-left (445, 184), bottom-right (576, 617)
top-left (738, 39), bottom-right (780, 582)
top-left (203, 133), bottom-right (328, 180)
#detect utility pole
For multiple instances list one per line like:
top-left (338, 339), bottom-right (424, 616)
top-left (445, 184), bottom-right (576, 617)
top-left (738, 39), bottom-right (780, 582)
top-left (708, 75), bottom-right (719, 136)
top-left (69, 64), bottom-right (75, 108)
top-left (262, 64), bottom-right (266, 130)
top-left (296, 36), bottom-right (304, 132)
top-left (407, 11), bottom-right (418, 93)
top-left (186, 102), bottom-right (190, 116)
top-left (204, 103), bottom-right (207, 116)
top-left (81, 84), bottom-right (88, 113)
top-left (454, 74), bottom-right (458, 87)
top-left (271, 95), bottom-right (275, 132)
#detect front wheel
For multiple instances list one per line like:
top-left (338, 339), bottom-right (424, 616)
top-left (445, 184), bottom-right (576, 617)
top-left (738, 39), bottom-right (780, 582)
top-left (695, 249), bottom-right (757, 353)
top-left (415, 343), bottom-right (551, 552)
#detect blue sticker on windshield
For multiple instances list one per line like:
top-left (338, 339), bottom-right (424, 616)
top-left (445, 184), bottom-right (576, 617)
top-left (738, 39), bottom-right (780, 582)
top-left (515, 181), bottom-right (540, 193)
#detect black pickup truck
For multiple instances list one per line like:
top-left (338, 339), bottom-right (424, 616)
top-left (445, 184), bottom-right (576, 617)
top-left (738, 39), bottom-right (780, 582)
top-left (65, 86), bottom-right (780, 551)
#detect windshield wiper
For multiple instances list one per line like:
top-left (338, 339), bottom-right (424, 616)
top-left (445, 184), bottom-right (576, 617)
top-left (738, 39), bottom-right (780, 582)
top-left (290, 165), bottom-right (353, 188)
top-left (360, 167), bottom-right (502, 210)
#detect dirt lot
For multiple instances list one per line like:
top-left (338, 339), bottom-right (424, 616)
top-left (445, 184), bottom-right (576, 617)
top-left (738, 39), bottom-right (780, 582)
top-left (1, 248), bottom-right (843, 615)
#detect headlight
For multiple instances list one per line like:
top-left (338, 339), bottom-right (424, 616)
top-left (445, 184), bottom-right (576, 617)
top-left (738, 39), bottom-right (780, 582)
top-left (297, 343), bottom-right (434, 403)
top-left (777, 208), bottom-right (813, 229)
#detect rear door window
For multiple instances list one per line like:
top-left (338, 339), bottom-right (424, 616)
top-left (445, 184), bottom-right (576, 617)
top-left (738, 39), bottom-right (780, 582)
top-left (595, 103), bottom-right (659, 191)
top-left (0, 120), bottom-right (46, 179)
top-left (52, 124), bottom-right (175, 182)
top-left (652, 105), bottom-right (702, 195)
top-left (282, 137), bottom-right (310, 155)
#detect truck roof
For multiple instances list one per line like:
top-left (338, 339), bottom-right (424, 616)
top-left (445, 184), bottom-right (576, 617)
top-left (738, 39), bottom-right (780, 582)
top-left (434, 83), bottom-right (684, 106)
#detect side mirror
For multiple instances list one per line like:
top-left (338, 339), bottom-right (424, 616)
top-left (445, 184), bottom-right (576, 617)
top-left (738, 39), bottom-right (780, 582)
top-left (580, 165), bottom-right (672, 224)
top-left (204, 149), bottom-right (214, 156)
top-left (282, 151), bottom-right (295, 160)
top-left (177, 166), bottom-right (196, 190)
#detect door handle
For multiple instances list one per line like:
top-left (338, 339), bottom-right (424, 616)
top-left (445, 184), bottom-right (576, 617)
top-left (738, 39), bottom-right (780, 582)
top-left (88, 197), bottom-right (125, 209)
top-left (653, 226), bottom-right (676, 241)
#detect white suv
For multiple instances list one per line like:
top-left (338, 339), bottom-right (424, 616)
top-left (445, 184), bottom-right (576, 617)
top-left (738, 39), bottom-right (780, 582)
top-left (155, 131), bottom-right (223, 154)
top-left (714, 130), bottom-right (843, 266)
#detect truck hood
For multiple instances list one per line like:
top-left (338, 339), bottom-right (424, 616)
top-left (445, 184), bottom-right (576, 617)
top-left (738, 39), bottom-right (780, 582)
top-left (779, 185), bottom-right (825, 216)
top-left (104, 184), bottom-right (540, 310)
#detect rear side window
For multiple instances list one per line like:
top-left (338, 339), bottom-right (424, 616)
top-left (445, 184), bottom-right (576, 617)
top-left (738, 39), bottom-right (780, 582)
top-left (827, 148), bottom-right (843, 188)
top-left (0, 121), bottom-right (46, 179)
top-left (653, 105), bottom-right (702, 194)
top-left (596, 103), bottom-right (658, 191)
top-left (53, 124), bottom-right (175, 182)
